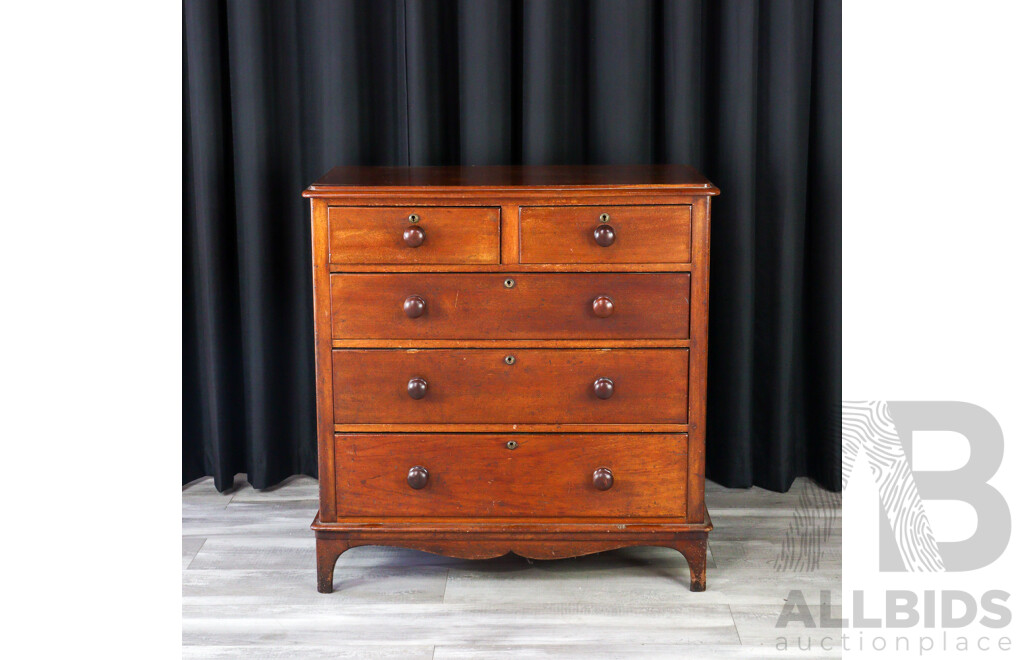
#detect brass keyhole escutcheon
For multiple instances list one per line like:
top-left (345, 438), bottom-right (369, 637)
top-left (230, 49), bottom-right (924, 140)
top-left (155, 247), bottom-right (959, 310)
top-left (408, 213), bottom-right (420, 223)
top-left (506, 440), bottom-right (518, 450)
top-left (504, 278), bottom-right (515, 288)
top-left (504, 355), bottom-right (516, 365)
top-left (599, 213), bottom-right (610, 222)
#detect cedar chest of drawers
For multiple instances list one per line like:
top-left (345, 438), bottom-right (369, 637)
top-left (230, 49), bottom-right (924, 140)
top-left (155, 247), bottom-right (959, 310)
top-left (304, 165), bottom-right (718, 593)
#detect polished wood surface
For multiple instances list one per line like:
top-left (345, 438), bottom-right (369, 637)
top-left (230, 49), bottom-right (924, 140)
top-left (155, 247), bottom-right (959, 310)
top-left (306, 165), bottom-right (716, 594)
top-left (307, 164), bottom-right (718, 192)
top-left (403, 225), bottom-right (425, 247)
top-left (406, 465), bottom-right (429, 490)
top-left (592, 467), bottom-right (615, 491)
top-left (332, 423), bottom-right (688, 433)
top-left (593, 224), bottom-right (617, 247)
top-left (592, 295), bottom-right (615, 318)
top-left (328, 262), bottom-right (693, 273)
top-left (331, 339), bottom-right (689, 348)
top-left (402, 294), bottom-right (426, 318)
top-left (592, 377), bottom-right (615, 400)
top-left (406, 376), bottom-right (428, 400)
top-left (686, 197), bottom-right (711, 524)
top-left (312, 507), bottom-right (712, 593)
top-left (331, 348), bottom-right (689, 425)
top-left (309, 199), bottom-right (337, 520)
top-left (333, 434), bottom-right (687, 518)
top-left (330, 273), bottom-right (690, 339)
top-left (520, 204), bottom-right (691, 264)
top-left (328, 206), bottom-right (499, 264)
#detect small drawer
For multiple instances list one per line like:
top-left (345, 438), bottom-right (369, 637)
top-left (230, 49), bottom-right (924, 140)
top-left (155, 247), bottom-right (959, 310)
top-left (334, 433), bottom-right (688, 517)
top-left (332, 348), bottom-right (688, 425)
top-left (519, 204), bottom-right (691, 264)
top-left (330, 273), bottom-right (690, 339)
top-left (328, 206), bottom-right (500, 264)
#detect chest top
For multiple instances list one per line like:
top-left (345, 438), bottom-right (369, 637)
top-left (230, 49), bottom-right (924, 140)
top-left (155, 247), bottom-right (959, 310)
top-left (304, 164), bottom-right (719, 194)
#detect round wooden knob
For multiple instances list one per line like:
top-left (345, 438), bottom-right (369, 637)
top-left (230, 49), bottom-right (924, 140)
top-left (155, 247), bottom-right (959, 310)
top-left (593, 467), bottom-right (613, 491)
top-left (404, 226), bottom-right (425, 247)
top-left (407, 377), bottom-right (428, 399)
top-left (403, 295), bottom-right (426, 318)
top-left (593, 377), bottom-right (614, 399)
top-left (592, 295), bottom-right (614, 318)
top-left (407, 466), bottom-right (429, 489)
top-left (593, 225), bottom-right (616, 247)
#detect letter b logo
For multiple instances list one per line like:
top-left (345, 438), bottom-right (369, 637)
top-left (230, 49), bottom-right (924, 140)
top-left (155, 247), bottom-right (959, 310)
top-left (843, 401), bottom-right (1010, 571)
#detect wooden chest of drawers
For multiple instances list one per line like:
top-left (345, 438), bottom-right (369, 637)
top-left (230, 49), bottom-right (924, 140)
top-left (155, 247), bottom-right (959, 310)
top-left (304, 165), bottom-right (718, 593)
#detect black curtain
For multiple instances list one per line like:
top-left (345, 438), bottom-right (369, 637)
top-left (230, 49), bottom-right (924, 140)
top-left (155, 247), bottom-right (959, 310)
top-left (184, 0), bottom-right (841, 493)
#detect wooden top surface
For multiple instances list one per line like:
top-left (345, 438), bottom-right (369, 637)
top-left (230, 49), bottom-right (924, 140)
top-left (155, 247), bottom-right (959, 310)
top-left (305, 164), bottom-right (718, 196)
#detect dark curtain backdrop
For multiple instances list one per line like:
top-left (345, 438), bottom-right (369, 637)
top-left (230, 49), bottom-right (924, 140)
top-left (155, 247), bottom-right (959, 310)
top-left (184, 0), bottom-right (841, 493)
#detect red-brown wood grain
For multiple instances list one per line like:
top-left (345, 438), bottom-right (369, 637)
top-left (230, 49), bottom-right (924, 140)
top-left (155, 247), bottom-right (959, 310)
top-left (305, 165), bottom-right (718, 593)
top-left (309, 199), bottom-right (337, 521)
top-left (306, 164), bottom-right (717, 192)
top-left (333, 434), bottom-right (688, 517)
top-left (331, 348), bottom-right (689, 425)
top-left (328, 206), bottom-right (500, 264)
top-left (519, 204), bottom-right (691, 264)
top-left (686, 196), bottom-right (711, 523)
top-left (311, 509), bottom-right (713, 592)
top-left (330, 272), bottom-right (690, 339)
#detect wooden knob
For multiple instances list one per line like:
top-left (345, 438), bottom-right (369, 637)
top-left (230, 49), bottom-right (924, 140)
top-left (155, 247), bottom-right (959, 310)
top-left (407, 466), bottom-right (429, 489)
top-left (592, 295), bottom-right (614, 318)
top-left (403, 295), bottom-right (426, 318)
top-left (593, 225), bottom-right (616, 247)
top-left (593, 467), bottom-right (614, 491)
top-left (593, 377), bottom-right (614, 399)
top-left (404, 226), bottom-right (425, 247)
top-left (407, 377), bottom-right (428, 399)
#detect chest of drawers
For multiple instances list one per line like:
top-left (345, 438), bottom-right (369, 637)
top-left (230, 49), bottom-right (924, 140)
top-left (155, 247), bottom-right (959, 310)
top-left (304, 165), bottom-right (718, 593)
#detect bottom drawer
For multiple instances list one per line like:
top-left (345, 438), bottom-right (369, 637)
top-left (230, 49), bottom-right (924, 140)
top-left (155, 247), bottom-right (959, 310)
top-left (334, 434), bottom-right (687, 517)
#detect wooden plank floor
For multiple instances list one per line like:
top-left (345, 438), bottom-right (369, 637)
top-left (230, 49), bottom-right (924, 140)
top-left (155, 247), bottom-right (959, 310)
top-left (183, 476), bottom-right (841, 658)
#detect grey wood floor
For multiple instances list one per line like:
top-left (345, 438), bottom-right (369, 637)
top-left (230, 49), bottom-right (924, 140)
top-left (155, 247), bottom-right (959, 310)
top-left (183, 476), bottom-right (841, 658)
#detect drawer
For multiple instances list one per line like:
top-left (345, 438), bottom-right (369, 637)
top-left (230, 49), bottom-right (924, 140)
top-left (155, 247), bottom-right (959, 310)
top-left (334, 434), bottom-right (688, 517)
top-left (330, 273), bottom-right (690, 339)
top-left (328, 206), bottom-right (500, 264)
top-left (332, 348), bottom-right (688, 425)
top-left (519, 204), bottom-right (691, 264)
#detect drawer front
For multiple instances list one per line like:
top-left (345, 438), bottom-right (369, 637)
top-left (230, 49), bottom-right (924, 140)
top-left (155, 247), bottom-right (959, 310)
top-left (519, 204), bottom-right (691, 264)
top-left (334, 434), bottom-right (688, 517)
top-left (332, 348), bottom-right (688, 424)
top-left (328, 206), bottom-right (500, 264)
top-left (330, 273), bottom-right (690, 339)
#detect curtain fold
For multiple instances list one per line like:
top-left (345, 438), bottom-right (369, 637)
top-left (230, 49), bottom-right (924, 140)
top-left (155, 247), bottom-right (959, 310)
top-left (184, 0), bottom-right (841, 493)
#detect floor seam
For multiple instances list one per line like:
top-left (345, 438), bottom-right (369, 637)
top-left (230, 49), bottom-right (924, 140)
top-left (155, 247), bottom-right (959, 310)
top-left (727, 604), bottom-right (744, 645)
top-left (185, 538), bottom-right (208, 570)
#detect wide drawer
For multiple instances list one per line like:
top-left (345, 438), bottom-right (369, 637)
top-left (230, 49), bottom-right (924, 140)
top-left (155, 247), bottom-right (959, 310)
top-left (332, 348), bottom-right (688, 425)
top-left (519, 204), bottom-right (691, 264)
top-left (328, 206), bottom-right (500, 264)
top-left (334, 433), bottom-right (688, 517)
top-left (330, 273), bottom-right (690, 339)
